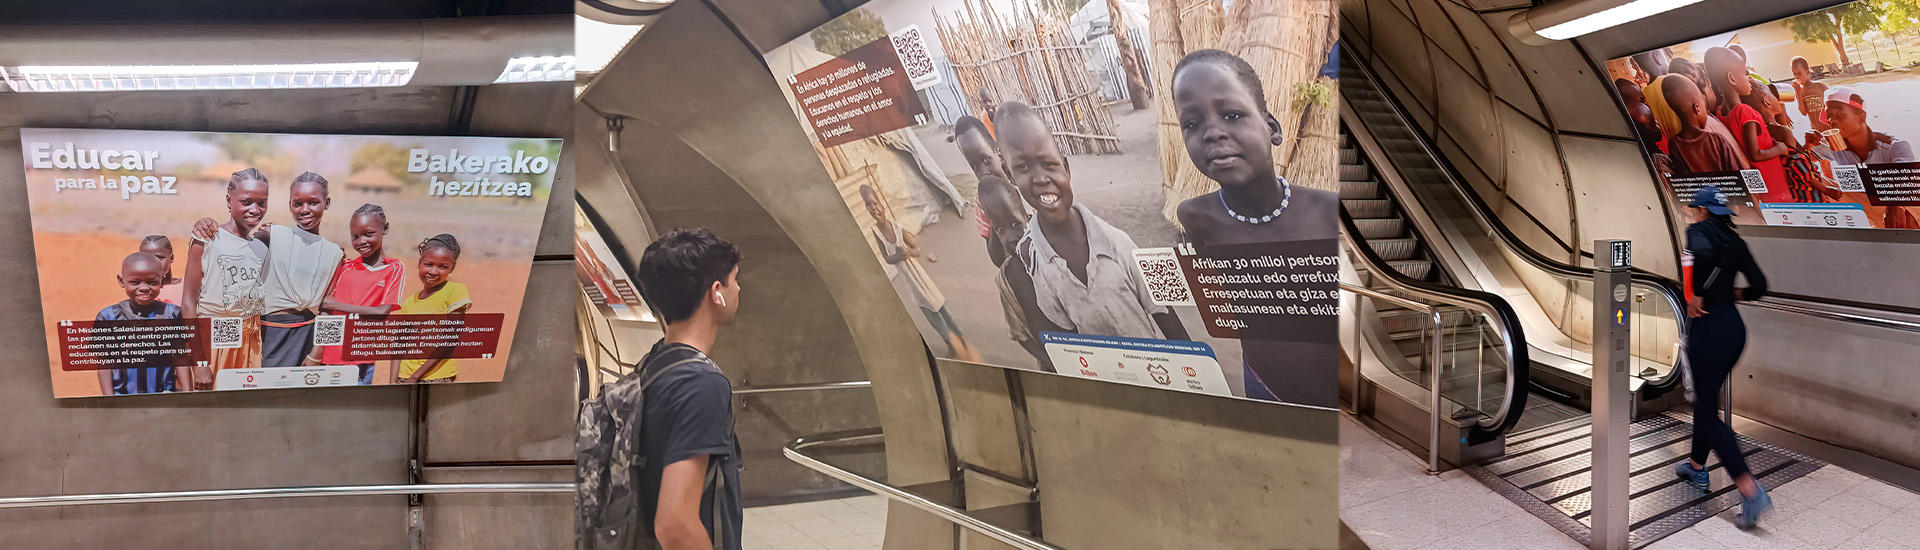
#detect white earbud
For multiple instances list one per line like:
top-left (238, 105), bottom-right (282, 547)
top-left (716, 291), bottom-right (726, 308)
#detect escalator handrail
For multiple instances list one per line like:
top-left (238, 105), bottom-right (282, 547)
top-left (1339, 205), bottom-right (1530, 436)
top-left (1341, 48), bottom-right (1690, 391)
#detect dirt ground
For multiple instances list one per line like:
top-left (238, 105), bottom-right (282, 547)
top-left (31, 182), bottom-right (538, 398)
top-left (904, 106), bottom-right (1249, 395)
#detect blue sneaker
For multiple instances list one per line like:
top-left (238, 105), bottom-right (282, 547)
top-left (1735, 483), bottom-right (1772, 530)
top-left (1674, 461), bottom-right (1710, 491)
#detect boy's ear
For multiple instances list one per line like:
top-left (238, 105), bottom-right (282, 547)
top-left (116, 274), bottom-right (126, 285)
top-left (1267, 113), bottom-right (1284, 147)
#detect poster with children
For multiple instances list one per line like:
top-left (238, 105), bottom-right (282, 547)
top-left (767, 0), bottom-right (1344, 407)
top-left (1606, 0), bottom-right (1920, 230)
top-left (20, 128), bottom-right (560, 398)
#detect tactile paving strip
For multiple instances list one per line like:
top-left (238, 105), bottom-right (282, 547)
top-left (1463, 412), bottom-right (1825, 548)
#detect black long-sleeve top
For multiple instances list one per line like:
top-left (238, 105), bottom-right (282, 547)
top-left (1687, 218), bottom-right (1767, 318)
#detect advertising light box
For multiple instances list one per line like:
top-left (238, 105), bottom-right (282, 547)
top-left (1605, 1), bottom-right (1920, 229)
top-left (21, 129), bottom-right (559, 397)
top-left (767, 0), bottom-right (1343, 406)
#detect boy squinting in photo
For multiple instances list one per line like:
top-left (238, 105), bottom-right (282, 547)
top-left (997, 100), bottom-right (1190, 342)
top-left (395, 234), bottom-right (472, 384)
top-left (183, 168), bottom-right (272, 390)
top-left (1170, 49), bottom-right (1339, 405)
top-left (311, 204), bottom-right (407, 385)
top-left (980, 174), bottom-right (1058, 371)
top-left (954, 116), bottom-right (1016, 267)
top-left (96, 252), bottom-right (185, 396)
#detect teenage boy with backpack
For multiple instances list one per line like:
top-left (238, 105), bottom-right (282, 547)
top-left (578, 228), bottom-right (744, 550)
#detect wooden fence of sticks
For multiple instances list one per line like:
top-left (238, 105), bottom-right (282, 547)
top-left (935, 1), bottom-right (1122, 155)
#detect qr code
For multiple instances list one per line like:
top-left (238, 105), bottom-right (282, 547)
top-left (1834, 165), bottom-right (1866, 193)
top-left (313, 315), bottom-right (346, 347)
top-left (1138, 258), bottom-right (1195, 306)
top-left (1739, 169), bottom-right (1769, 194)
top-left (210, 317), bottom-right (243, 349)
top-left (890, 25), bottom-right (941, 90)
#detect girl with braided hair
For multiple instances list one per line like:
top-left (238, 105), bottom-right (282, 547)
top-left (395, 233), bottom-right (472, 383)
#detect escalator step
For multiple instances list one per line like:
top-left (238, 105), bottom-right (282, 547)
top-left (1338, 164), bottom-right (1370, 181)
top-left (1392, 260), bottom-right (1432, 280)
top-left (1368, 238), bottom-right (1419, 261)
top-left (1339, 148), bottom-right (1358, 165)
top-left (1354, 217), bottom-right (1403, 239)
top-left (1342, 199), bottom-right (1392, 219)
top-left (1338, 179), bottom-right (1380, 200)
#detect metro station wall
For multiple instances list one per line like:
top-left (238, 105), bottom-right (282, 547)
top-left (596, 3), bottom-right (1341, 548)
top-left (0, 80), bottom-right (579, 549)
top-left (1340, 0), bottom-right (1681, 346)
top-left (0, 88), bottom-right (438, 549)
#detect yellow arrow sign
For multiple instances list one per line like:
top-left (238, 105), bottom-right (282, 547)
top-left (1615, 309), bottom-right (1624, 325)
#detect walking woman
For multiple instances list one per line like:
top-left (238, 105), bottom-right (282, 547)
top-left (1673, 187), bottom-right (1771, 528)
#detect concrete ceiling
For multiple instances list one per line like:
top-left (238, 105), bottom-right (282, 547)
top-left (704, 0), bottom-right (859, 53)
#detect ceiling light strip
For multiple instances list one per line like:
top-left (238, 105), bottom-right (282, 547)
top-left (3, 62), bottom-right (420, 93)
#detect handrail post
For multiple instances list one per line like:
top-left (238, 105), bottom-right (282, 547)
top-left (1429, 308), bottom-right (1444, 475)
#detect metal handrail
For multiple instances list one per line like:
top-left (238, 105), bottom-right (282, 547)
top-left (1337, 187), bottom-right (1531, 439)
top-left (1744, 297), bottom-right (1920, 333)
top-left (1340, 282), bottom-right (1452, 473)
top-left (734, 380), bottom-right (873, 395)
top-left (0, 483), bottom-right (571, 509)
top-left (1343, 49), bottom-right (1690, 392)
top-left (785, 429), bottom-right (1063, 550)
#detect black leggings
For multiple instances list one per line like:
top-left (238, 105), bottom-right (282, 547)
top-left (1687, 314), bottom-right (1750, 479)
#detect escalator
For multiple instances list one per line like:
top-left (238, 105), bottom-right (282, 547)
top-left (1336, 47), bottom-right (1692, 470)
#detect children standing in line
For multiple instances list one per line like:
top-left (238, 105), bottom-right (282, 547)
top-left (96, 252), bottom-right (184, 395)
top-left (183, 168), bottom-right (272, 390)
top-left (1654, 74), bottom-right (1750, 174)
top-left (1705, 48), bottom-right (1788, 194)
top-left (1169, 49), bottom-right (1336, 405)
top-left (861, 185), bottom-right (985, 362)
top-left (995, 100), bottom-right (1190, 342)
top-left (139, 235), bottom-right (185, 307)
top-left (310, 204), bottom-right (407, 385)
top-left (395, 234), bottom-right (472, 383)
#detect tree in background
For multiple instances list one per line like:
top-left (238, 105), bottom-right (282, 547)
top-left (1108, 0), bottom-right (1150, 110)
top-left (351, 143), bottom-right (424, 187)
top-left (811, 8), bottom-right (887, 57)
top-left (1786, 2), bottom-right (1883, 68)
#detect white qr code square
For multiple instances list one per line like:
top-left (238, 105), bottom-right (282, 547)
top-left (889, 25), bottom-right (942, 91)
top-left (313, 315), bottom-right (346, 347)
top-left (1739, 169), bottom-right (1769, 194)
top-left (1131, 247), bottom-right (1195, 307)
top-left (210, 317), bottom-right (243, 349)
top-left (1834, 165), bottom-right (1866, 193)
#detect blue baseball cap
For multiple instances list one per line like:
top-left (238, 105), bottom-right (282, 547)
top-left (1690, 186), bottom-right (1735, 215)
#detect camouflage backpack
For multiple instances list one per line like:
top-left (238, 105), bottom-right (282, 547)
top-left (575, 347), bottom-right (724, 550)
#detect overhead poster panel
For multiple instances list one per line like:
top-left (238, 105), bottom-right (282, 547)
top-left (767, 0), bottom-right (1344, 406)
top-left (22, 128), bottom-right (560, 397)
top-left (1605, 1), bottom-right (1920, 229)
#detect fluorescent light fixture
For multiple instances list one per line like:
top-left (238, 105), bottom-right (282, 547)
top-left (2, 62), bottom-right (419, 93)
top-left (494, 55), bottom-right (577, 84)
top-left (1535, 0), bottom-right (1706, 40)
top-left (577, 15), bottom-right (645, 74)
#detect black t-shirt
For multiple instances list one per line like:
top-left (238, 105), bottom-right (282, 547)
top-left (639, 341), bottom-right (743, 550)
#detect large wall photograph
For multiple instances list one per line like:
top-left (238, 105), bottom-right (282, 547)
top-left (767, 0), bottom-right (1343, 406)
top-left (1607, 1), bottom-right (1920, 230)
top-left (22, 129), bottom-right (560, 397)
